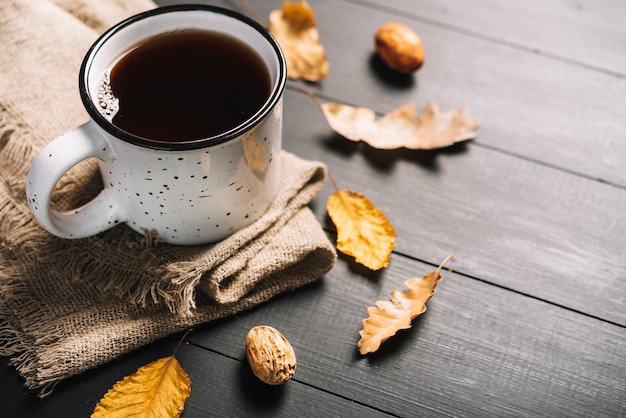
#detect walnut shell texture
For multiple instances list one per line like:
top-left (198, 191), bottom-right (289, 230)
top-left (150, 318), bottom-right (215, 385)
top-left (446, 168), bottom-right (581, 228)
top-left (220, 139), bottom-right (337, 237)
top-left (375, 22), bottom-right (425, 73)
top-left (246, 325), bottom-right (297, 385)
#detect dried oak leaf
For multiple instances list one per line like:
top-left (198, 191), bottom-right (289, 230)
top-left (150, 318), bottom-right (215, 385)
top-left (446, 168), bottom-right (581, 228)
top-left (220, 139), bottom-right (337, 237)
top-left (317, 99), bottom-right (479, 150)
top-left (268, 1), bottom-right (329, 81)
top-left (358, 256), bottom-right (452, 355)
top-left (92, 332), bottom-right (191, 418)
top-left (327, 188), bottom-right (396, 271)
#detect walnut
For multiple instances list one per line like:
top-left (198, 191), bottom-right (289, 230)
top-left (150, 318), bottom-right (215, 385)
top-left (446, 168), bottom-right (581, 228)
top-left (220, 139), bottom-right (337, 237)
top-left (245, 325), bottom-right (296, 385)
top-left (375, 22), bottom-right (425, 74)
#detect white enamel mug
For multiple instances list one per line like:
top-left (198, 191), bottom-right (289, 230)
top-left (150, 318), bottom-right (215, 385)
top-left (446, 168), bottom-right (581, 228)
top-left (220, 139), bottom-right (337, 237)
top-left (26, 5), bottom-right (286, 245)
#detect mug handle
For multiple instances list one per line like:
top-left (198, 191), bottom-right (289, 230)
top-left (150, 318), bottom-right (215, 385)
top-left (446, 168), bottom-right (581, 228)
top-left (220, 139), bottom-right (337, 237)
top-left (26, 120), bottom-right (127, 239)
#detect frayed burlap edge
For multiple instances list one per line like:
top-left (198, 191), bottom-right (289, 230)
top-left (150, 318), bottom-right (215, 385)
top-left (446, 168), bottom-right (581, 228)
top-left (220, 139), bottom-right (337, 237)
top-left (0, 0), bottom-right (337, 397)
top-left (0, 112), bottom-right (337, 397)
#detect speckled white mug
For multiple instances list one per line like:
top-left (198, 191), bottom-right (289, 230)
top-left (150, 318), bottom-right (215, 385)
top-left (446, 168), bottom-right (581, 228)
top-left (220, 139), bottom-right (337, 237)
top-left (26, 5), bottom-right (286, 245)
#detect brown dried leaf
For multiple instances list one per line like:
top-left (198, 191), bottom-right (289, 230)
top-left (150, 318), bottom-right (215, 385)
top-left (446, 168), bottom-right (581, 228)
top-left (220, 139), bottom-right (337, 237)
top-left (357, 256), bottom-right (452, 354)
top-left (318, 100), bottom-right (479, 150)
top-left (268, 1), bottom-right (329, 81)
top-left (327, 188), bottom-right (396, 271)
top-left (92, 331), bottom-right (191, 418)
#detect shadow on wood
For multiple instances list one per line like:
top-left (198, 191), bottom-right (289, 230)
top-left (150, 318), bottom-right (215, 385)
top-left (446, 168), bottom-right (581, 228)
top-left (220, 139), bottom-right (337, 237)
top-left (368, 52), bottom-right (416, 90)
top-left (238, 360), bottom-right (287, 412)
top-left (354, 316), bottom-right (428, 363)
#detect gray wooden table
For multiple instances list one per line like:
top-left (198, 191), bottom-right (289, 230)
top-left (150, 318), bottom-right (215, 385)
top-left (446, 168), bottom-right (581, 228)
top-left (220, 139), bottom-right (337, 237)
top-left (2, 0), bottom-right (625, 416)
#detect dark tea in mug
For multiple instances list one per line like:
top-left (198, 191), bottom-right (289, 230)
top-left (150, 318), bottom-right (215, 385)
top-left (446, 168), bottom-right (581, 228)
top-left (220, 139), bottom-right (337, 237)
top-left (99, 29), bottom-right (272, 143)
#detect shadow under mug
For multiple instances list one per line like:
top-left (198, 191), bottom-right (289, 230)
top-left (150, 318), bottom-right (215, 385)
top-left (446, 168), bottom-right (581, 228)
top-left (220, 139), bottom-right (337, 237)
top-left (26, 5), bottom-right (286, 245)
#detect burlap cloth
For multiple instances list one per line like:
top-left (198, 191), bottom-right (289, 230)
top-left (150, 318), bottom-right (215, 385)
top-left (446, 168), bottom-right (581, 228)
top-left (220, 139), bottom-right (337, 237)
top-left (0, 0), bottom-right (336, 397)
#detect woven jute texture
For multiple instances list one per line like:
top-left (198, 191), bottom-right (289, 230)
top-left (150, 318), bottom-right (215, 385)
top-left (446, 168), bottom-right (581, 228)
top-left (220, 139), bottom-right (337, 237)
top-left (0, 0), bottom-right (336, 397)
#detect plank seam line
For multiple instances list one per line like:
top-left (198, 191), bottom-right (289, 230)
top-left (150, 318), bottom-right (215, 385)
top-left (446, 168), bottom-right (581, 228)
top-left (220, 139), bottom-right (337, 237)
top-left (392, 250), bottom-right (626, 330)
top-left (339, 0), bottom-right (626, 80)
top-left (286, 84), bottom-right (626, 191)
top-left (183, 341), bottom-right (402, 417)
top-left (320, 227), bottom-right (625, 328)
top-left (290, 379), bottom-right (402, 417)
top-left (474, 142), bottom-right (626, 191)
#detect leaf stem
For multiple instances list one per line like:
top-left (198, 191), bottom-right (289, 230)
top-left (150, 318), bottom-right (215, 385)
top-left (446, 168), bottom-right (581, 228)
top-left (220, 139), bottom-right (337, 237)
top-left (437, 255), bottom-right (454, 273)
top-left (294, 86), bottom-right (323, 107)
top-left (327, 171), bottom-right (340, 194)
top-left (172, 328), bottom-right (193, 357)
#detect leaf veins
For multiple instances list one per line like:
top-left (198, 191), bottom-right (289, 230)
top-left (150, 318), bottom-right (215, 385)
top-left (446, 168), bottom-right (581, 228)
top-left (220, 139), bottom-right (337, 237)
top-left (327, 188), bottom-right (396, 271)
top-left (358, 256), bottom-right (453, 354)
top-left (92, 330), bottom-right (192, 418)
top-left (268, 1), bottom-right (329, 81)
top-left (304, 89), bottom-right (479, 150)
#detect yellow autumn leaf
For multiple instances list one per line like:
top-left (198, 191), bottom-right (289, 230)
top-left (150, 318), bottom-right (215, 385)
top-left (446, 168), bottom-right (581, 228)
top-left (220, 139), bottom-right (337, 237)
top-left (327, 189), bottom-right (396, 271)
top-left (92, 331), bottom-right (192, 418)
top-left (268, 1), bottom-right (329, 81)
top-left (358, 256), bottom-right (452, 355)
top-left (318, 99), bottom-right (479, 150)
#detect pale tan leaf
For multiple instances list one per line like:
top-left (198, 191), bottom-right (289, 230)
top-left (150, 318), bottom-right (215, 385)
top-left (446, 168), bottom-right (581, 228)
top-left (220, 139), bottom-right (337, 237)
top-left (358, 256), bottom-right (453, 354)
top-left (268, 1), bottom-right (329, 81)
top-left (318, 100), bottom-right (479, 150)
top-left (327, 189), bottom-right (396, 271)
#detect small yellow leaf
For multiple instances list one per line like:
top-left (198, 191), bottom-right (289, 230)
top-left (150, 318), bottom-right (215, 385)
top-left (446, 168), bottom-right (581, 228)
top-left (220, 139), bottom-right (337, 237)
top-left (268, 1), bottom-right (329, 81)
top-left (92, 356), bottom-right (191, 418)
top-left (327, 189), bottom-right (396, 270)
top-left (358, 256), bottom-right (452, 354)
top-left (318, 100), bottom-right (479, 150)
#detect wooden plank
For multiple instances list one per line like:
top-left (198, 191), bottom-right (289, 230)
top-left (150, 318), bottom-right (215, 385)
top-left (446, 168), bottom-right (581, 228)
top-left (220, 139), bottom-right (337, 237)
top-left (2, 2), bottom-right (622, 418)
top-left (281, 87), bottom-right (626, 326)
top-left (1, 336), bottom-right (390, 417)
top-left (187, 254), bottom-right (626, 417)
top-left (243, 0), bottom-right (626, 187)
top-left (177, 345), bottom-right (392, 417)
top-left (1, 337), bottom-right (179, 417)
top-left (362, 0), bottom-right (626, 77)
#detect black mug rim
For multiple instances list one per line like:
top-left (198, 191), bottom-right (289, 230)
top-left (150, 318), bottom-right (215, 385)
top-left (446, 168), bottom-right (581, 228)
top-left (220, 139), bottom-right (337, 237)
top-left (79, 4), bottom-right (286, 151)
